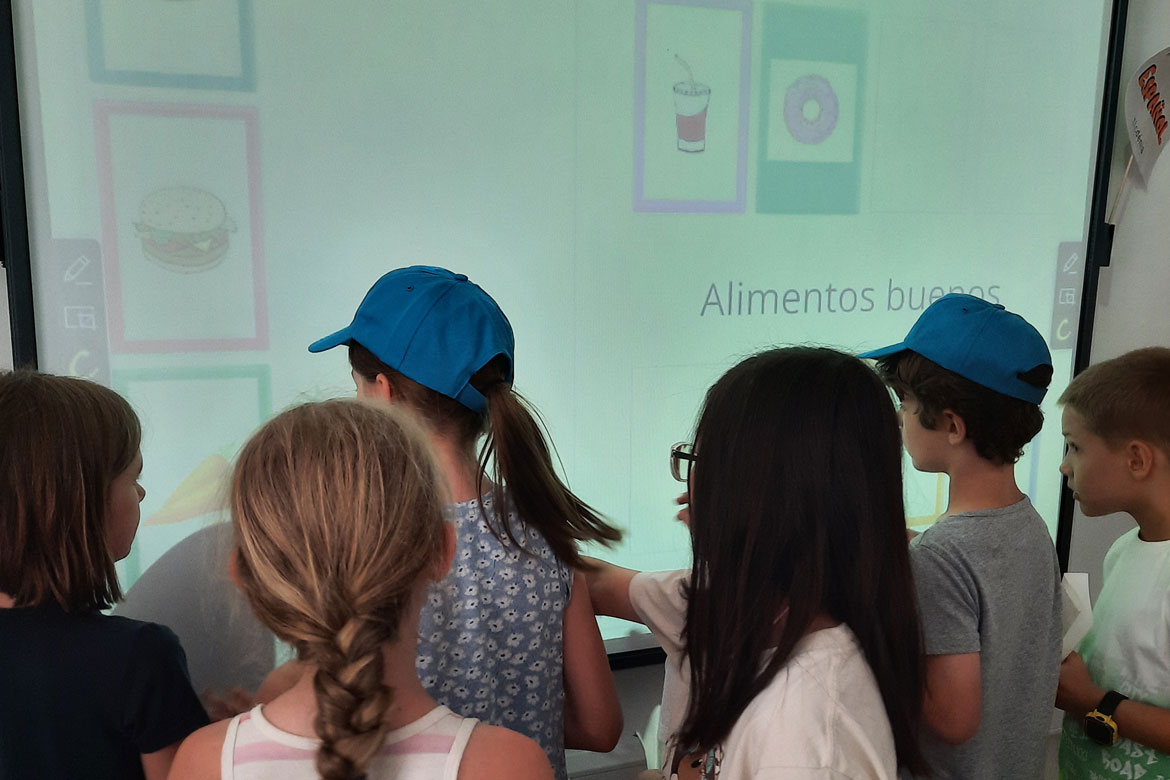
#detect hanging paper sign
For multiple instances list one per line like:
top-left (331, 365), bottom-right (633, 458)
top-left (1125, 46), bottom-right (1170, 184)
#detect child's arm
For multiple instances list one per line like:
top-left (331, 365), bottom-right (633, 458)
top-left (583, 491), bottom-right (685, 622)
top-left (581, 556), bottom-right (642, 623)
top-left (910, 540), bottom-right (983, 745)
top-left (165, 721), bottom-right (231, 780)
top-left (141, 743), bottom-right (181, 780)
top-left (125, 623), bottom-right (212, 778)
top-left (1057, 651), bottom-right (1170, 753)
top-left (921, 652), bottom-right (982, 744)
top-left (562, 568), bottom-right (623, 751)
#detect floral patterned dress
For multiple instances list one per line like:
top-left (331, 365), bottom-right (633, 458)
top-left (416, 493), bottom-right (573, 780)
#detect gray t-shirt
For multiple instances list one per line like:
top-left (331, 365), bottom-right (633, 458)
top-left (910, 497), bottom-right (1061, 780)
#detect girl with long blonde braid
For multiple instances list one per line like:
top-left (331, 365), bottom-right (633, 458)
top-left (169, 400), bottom-right (552, 780)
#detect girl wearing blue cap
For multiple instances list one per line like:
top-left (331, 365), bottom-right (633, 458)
top-left (308, 266), bottom-right (623, 780)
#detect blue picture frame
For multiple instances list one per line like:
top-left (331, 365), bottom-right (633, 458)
top-left (85, 0), bottom-right (256, 91)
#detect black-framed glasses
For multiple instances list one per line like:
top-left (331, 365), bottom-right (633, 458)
top-left (670, 441), bottom-right (697, 483)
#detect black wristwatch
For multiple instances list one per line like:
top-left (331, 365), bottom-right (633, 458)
top-left (1083, 690), bottom-right (1128, 746)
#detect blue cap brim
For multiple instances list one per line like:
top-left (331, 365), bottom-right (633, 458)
top-left (857, 341), bottom-right (908, 361)
top-left (308, 327), bottom-right (352, 354)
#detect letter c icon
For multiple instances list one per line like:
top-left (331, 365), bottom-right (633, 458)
top-left (68, 350), bottom-right (100, 380)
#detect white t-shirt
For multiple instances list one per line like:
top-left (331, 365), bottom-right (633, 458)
top-left (629, 570), bottom-right (898, 780)
top-left (220, 704), bottom-right (476, 780)
top-left (630, 570), bottom-right (692, 746)
top-left (1082, 527), bottom-right (1170, 705)
top-left (1059, 527), bottom-right (1170, 779)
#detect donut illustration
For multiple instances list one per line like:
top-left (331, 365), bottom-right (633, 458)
top-left (783, 74), bottom-right (839, 145)
top-left (134, 186), bottom-right (236, 274)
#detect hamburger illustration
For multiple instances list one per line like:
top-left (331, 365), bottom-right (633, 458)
top-left (135, 186), bottom-right (236, 273)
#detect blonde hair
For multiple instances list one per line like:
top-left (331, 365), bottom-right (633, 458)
top-left (230, 400), bottom-right (446, 780)
top-left (1060, 347), bottom-right (1170, 456)
top-left (0, 371), bottom-right (140, 611)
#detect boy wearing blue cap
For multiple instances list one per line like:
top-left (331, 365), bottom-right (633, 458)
top-left (1055, 348), bottom-right (1170, 780)
top-left (861, 294), bottom-right (1062, 779)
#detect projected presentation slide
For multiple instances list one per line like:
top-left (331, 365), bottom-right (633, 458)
top-left (17, 0), bottom-right (1109, 646)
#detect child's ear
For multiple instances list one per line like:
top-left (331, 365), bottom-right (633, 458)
top-left (941, 409), bottom-right (967, 445)
top-left (431, 522), bottom-right (456, 581)
top-left (1125, 440), bottom-right (1156, 479)
top-left (355, 372), bottom-right (395, 403)
top-left (373, 373), bottom-right (395, 403)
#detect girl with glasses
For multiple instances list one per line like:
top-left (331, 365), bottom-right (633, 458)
top-left (589, 347), bottom-right (927, 779)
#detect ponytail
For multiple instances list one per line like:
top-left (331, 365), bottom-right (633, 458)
top-left (350, 343), bottom-right (622, 568)
top-left (478, 382), bottom-right (621, 568)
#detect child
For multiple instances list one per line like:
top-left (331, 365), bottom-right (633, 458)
top-left (861, 293), bottom-right (1062, 778)
top-left (589, 346), bottom-right (927, 779)
top-left (1055, 347), bottom-right (1170, 779)
top-left (169, 400), bottom-right (554, 780)
top-left (0, 371), bottom-right (209, 780)
top-left (308, 266), bottom-right (622, 778)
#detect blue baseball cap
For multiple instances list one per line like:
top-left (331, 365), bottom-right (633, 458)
top-left (308, 266), bottom-right (514, 413)
top-left (858, 294), bottom-right (1052, 404)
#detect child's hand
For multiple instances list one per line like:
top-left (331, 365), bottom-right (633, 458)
top-left (1055, 651), bottom-right (1105, 718)
top-left (675, 492), bottom-right (691, 527)
top-left (200, 687), bottom-right (256, 721)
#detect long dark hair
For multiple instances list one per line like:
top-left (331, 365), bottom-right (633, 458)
top-left (677, 347), bottom-right (927, 775)
top-left (350, 343), bottom-right (621, 568)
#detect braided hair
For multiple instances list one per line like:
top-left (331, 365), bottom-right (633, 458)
top-left (230, 400), bottom-right (446, 780)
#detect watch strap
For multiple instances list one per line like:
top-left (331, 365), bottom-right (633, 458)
top-left (1096, 690), bottom-right (1128, 717)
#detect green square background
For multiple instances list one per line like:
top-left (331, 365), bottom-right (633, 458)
top-left (756, 4), bottom-right (866, 214)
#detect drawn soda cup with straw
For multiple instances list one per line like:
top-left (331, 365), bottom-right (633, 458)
top-left (673, 54), bottom-right (711, 152)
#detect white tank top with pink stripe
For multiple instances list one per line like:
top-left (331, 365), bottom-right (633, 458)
top-left (221, 704), bottom-right (477, 779)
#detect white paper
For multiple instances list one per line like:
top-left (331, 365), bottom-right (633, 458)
top-left (1062, 572), bottom-right (1093, 659)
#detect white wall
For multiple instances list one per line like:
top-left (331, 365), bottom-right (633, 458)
top-left (1067, 0), bottom-right (1170, 598)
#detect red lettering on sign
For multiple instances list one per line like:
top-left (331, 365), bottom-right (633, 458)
top-left (1140, 65), bottom-right (1166, 144)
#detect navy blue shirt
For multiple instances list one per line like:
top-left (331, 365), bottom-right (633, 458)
top-left (0, 601), bottom-right (209, 779)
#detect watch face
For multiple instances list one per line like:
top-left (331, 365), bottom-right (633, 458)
top-left (1084, 715), bottom-right (1117, 746)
